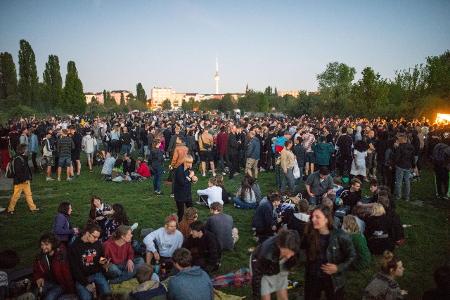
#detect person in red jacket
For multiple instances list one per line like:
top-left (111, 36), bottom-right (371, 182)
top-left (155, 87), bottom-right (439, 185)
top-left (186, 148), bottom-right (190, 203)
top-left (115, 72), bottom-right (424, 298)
top-left (216, 126), bottom-right (229, 175)
top-left (33, 233), bottom-right (75, 299)
top-left (103, 225), bottom-right (145, 284)
top-left (135, 158), bottom-right (151, 178)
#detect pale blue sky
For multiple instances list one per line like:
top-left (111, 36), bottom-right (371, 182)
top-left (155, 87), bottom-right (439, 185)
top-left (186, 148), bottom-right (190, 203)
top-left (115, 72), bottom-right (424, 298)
top-left (1, 0), bottom-right (449, 94)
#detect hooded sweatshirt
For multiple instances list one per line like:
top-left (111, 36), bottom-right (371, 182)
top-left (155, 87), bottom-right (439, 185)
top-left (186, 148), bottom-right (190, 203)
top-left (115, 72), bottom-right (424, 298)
top-left (167, 266), bottom-right (213, 300)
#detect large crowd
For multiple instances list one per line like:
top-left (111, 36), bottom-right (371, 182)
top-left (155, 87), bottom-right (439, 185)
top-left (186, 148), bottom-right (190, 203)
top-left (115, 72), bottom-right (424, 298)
top-left (0, 111), bottom-right (449, 300)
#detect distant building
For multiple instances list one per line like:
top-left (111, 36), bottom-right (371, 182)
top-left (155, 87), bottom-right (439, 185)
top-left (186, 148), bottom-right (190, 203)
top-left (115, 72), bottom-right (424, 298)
top-left (277, 90), bottom-right (300, 98)
top-left (85, 90), bottom-right (131, 105)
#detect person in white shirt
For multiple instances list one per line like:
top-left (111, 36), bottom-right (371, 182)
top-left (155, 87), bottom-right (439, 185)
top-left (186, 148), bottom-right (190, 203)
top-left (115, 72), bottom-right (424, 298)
top-left (81, 131), bottom-right (97, 172)
top-left (196, 177), bottom-right (223, 207)
top-left (143, 215), bottom-right (183, 267)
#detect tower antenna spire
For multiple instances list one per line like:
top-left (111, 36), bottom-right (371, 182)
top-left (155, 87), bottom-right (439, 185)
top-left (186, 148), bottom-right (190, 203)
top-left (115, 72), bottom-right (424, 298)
top-left (214, 57), bottom-right (220, 94)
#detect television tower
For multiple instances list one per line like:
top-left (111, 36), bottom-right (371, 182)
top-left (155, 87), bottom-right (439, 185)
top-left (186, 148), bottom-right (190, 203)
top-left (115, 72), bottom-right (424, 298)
top-left (214, 57), bottom-right (220, 94)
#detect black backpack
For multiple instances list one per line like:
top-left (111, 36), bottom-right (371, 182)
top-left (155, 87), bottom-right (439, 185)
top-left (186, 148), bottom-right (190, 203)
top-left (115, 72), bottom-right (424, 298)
top-left (6, 156), bottom-right (24, 178)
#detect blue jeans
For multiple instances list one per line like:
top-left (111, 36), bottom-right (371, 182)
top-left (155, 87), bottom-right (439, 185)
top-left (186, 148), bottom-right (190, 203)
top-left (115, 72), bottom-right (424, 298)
top-left (41, 281), bottom-right (64, 300)
top-left (233, 197), bottom-right (257, 209)
top-left (106, 257), bottom-right (145, 284)
top-left (75, 272), bottom-right (111, 300)
top-left (121, 144), bottom-right (131, 155)
top-left (153, 166), bottom-right (163, 192)
top-left (281, 167), bottom-right (295, 194)
top-left (395, 166), bottom-right (411, 200)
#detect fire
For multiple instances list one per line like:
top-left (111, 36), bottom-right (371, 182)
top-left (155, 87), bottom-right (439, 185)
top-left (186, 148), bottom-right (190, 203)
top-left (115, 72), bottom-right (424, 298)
top-left (435, 113), bottom-right (450, 124)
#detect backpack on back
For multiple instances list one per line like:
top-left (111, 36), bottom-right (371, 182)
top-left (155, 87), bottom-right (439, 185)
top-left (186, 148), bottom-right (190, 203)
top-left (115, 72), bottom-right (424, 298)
top-left (6, 156), bottom-right (24, 178)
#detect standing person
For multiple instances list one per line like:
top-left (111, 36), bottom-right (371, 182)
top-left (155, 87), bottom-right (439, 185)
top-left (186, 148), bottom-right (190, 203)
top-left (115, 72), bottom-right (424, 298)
top-left (227, 125), bottom-right (240, 179)
top-left (42, 130), bottom-right (56, 181)
top-left (173, 155), bottom-right (197, 221)
top-left (302, 205), bottom-right (356, 300)
top-left (246, 131), bottom-right (261, 179)
top-left (19, 128), bottom-right (29, 153)
top-left (314, 137), bottom-right (335, 169)
top-left (280, 140), bottom-right (296, 194)
top-left (363, 251), bottom-right (407, 300)
top-left (351, 140), bottom-right (368, 182)
top-left (7, 144), bottom-right (39, 214)
top-left (216, 126), bottom-right (229, 175)
top-left (198, 127), bottom-right (216, 177)
top-left (33, 233), bottom-right (75, 300)
top-left (393, 133), bottom-right (416, 201)
top-left (431, 143), bottom-right (450, 200)
top-left (57, 129), bottom-right (75, 181)
top-left (103, 225), bottom-right (145, 284)
top-left (302, 129), bottom-right (316, 176)
top-left (120, 127), bottom-right (132, 155)
top-left (335, 127), bottom-right (353, 177)
top-left (293, 136), bottom-right (306, 180)
top-left (81, 131), bottom-right (97, 172)
top-left (69, 223), bottom-right (111, 300)
top-left (29, 128), bottom-right (39, 173)
top-left (110, 125), bottom-right (121, 155)
top-left (167, 248), bottom-right (213, 300)
top-left (149, 139), bottom-right (165, 195)
top-left (53, 201), bottom-right (79, 244)
top-left (70, 126), bottom-right (83, 177)
top-left (251, 230), bottom-right (300, 300)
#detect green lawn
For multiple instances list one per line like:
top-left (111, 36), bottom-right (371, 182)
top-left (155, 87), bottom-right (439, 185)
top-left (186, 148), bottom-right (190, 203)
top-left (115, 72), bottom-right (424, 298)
top-left (0, 162), bottom-right (449, 299)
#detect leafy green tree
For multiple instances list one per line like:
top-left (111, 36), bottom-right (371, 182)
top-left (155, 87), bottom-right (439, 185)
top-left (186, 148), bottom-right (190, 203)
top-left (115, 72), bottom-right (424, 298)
top-left (317, 62), bottom-right (355, 114)
top-left (425, 51), bottom-right (450, 96)
top-left (18, 39), bottom-right (39, 107)
top-left (120, 92), bottom-right (125, 106)
top-left (136, 83), bottom-right (146, 102)
top-left (162, 99), bottom-right (172, 110)
top-left (63, 61), bottom-right (85, 113)
top-left (0, 52), bottom-right (18, 100)
top-left (264, 86), bottom-right (273, 95)
top-left (42, 55), bottom-right (63, 110)
top-left (218, 94), bottom-right (235, 112)
top-left (257, 93), bottom-right (269, 112)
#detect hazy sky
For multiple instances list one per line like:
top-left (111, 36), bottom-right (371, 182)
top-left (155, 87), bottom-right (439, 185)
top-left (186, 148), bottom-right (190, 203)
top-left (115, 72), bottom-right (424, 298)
top-left (1, 0), bottom-right (449, 94)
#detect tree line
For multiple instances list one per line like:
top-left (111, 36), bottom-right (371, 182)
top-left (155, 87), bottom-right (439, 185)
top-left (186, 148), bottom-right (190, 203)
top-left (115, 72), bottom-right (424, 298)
top-left (193, 50), bottom-right (450, 119)
top-left (0, 40), bottom-right (148, 119)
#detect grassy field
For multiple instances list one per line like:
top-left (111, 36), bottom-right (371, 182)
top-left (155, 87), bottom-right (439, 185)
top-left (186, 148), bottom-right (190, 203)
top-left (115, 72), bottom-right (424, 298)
top-left (0, 160), bottom-right (449, 299)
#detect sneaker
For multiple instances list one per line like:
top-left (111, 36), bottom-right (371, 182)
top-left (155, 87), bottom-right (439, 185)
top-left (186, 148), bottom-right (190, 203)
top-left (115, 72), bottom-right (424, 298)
top-left (222, 172), bottom-right (227, 176)
top-left (202, 173), bottom-right (206, 177)
top-left (46, 177), bottom-right (55, 181)
top-left (57, 177), bottom-right (61, 181)
top-left (155, 191), bottom-right (162, 195)
top-left (170, 194), bottom-right (174, 198)
top-left (67, 177), bottom-right (73, 181)
top-left (7, 210), bottom-right (14, 215)
top-left (30, 208), bottom-right (40, 213)
top-left (130, 223), bottom-right (139, 231)
top-left (0, 207), bottom-right (5, 213)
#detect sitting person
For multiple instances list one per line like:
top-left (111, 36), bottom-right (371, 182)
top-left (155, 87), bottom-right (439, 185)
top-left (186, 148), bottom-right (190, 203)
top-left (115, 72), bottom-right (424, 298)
top-left (252, 192), bottom-right (282, 243)
top-left (143, 215), bottom-right (183, 272)
top-left (282, 196), bottom-right (310, 240)
top-left (205, 202), bottom-right (239, 251)
top-left (339, 178), bottom-right (363, 213)
top-left (129, 264), bottom-right (166, 300)
top-left (422, 264), bottom-right (450, 300)
top-left (196, 177), bottom-right (223, 207)
top-left (234, 176), bottom-right (258, 209)
top-left (183, 221), bottom-right (222, 274)
top-left (69, 223), bottom-right (111, 300)
top-left (33, 233), bottom-right (75, 299)
top-left (178, 207), bottom-right (199, 238)
top-left (103, 225), bottom-right (145, 284)
top-left (342, 215), bottom-right (371, 271)
top-left (305, 166), bottom-right (334, 205)
top-left (53, 201), bottom-right (79, 244)
top-left (214, 174), bottom-right (232, 204)
top-left (247, 174), bottom-right (263, 203)
top-left (122, 153), bottom-right (136, 177)
top-left (168, 248), bottom-right (214, 300)
top-left (251, 229), bottom-right (300, 300)
top-left (377, 194), bottom-right (405, 247)
top-left (364, 203), bottom-right (396, 255)
top-left (363, 251), bottom-right (407, 299)
top-left (88, 196), bottom-right (113, 239)
top-left (101, 152), bottom-right (116, 180)
top-left (0, 250), bottom-right (20, 300)
top-left (135, 157), bottom-right (151, 178)
top-left (103, 203), bottom-right (130, 241)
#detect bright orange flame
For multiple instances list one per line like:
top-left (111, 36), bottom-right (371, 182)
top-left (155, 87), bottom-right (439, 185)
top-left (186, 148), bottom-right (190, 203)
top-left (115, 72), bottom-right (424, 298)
top-left (436, 113), bottom-right (450, 124)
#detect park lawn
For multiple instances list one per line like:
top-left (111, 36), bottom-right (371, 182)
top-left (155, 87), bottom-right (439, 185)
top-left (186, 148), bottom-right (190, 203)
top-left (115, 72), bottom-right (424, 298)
top-left (0, 162), bottom-right (449, 299)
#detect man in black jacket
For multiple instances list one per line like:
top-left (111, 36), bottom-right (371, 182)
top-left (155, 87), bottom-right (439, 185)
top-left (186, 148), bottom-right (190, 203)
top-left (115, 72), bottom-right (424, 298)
top-left (227, 125), bottom-right (239, 179)
top-left (183, 221), bottom-right (221, 274)
top-left (393, 134), bottom-right (416, 201)
top-left (252, 192), bottom-right (282, 243)
top-left (7, 144), bottom-right (39, 214)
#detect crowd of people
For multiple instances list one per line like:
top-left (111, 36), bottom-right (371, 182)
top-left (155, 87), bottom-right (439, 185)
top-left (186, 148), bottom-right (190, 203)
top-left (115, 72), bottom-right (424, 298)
top-left (0, 111), bottom-right (449, 299)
